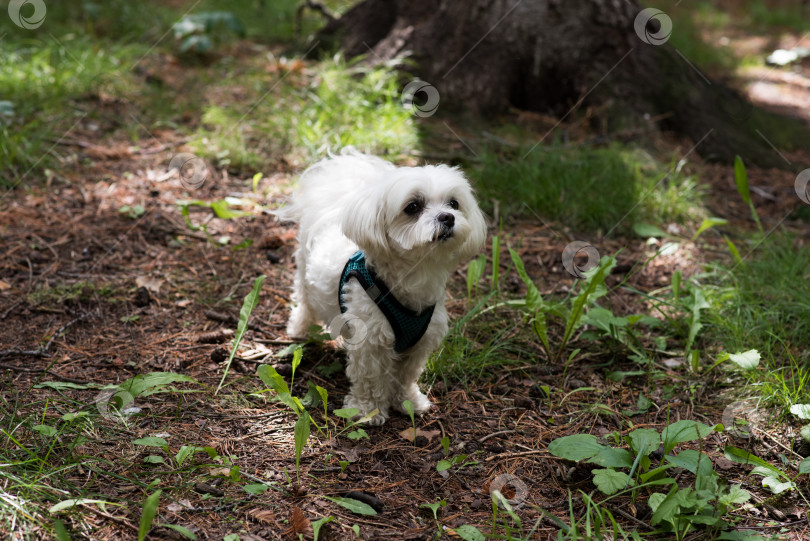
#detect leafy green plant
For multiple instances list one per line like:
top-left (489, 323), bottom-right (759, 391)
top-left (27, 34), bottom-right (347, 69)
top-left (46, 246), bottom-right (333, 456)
top-left (436, 436), bottom-right (477, 473)
top-left (548, 420), bottom-right (753, 540)
top-left (734, 155), bottom-right (763, 234)
top-left (216, 275), bottom-right (265, 394)
top-left (509, 248), bottom-right (618, 364)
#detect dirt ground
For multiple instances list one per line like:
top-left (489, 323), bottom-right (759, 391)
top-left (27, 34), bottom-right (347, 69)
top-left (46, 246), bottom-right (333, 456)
top-left (2, 24), bottom-right (810, 541)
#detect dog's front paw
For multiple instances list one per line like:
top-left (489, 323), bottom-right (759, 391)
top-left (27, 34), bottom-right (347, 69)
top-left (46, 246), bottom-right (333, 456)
top-left (395, 385), bottom-right (433, 415)
top-left (343, 394), bottom-right (389, 426)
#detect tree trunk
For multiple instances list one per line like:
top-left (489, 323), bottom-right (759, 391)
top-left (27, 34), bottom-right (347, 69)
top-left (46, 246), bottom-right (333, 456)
top-left (316, 0), bottom-right (805, 168)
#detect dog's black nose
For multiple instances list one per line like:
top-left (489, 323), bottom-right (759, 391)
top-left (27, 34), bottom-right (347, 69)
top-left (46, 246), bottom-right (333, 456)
top-left (437, 212), bottom-right (455, 228)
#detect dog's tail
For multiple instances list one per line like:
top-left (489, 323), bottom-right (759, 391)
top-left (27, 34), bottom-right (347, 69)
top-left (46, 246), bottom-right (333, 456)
top-left (274, 147), bottom-right (394, 224)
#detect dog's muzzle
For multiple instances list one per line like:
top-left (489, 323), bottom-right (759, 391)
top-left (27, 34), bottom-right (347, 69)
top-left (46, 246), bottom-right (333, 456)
top-left (435, 212), bottom-right (455, 241)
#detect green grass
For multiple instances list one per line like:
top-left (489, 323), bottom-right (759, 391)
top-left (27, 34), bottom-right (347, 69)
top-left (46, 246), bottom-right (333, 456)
top-left (469, 145), bottom-right (704, 233)
top-left (193, 55), bottom-right (419, 170)
top-left (701, 233), bottom-right (810, 409)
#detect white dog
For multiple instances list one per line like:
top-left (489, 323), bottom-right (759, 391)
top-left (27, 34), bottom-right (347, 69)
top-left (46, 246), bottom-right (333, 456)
top-left (283, 149), bottom-right (487, 425)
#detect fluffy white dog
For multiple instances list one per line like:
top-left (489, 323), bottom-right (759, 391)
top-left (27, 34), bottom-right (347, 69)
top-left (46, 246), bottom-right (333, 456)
top-left (283, 149), bottom-right (487, 425)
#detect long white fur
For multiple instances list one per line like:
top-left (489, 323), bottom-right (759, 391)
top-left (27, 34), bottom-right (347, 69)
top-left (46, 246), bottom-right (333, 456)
top-left (284, 149), bottom-right (487, 425)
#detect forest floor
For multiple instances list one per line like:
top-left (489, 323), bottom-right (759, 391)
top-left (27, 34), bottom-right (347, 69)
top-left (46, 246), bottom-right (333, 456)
top-left (2, 2), bottom-right (810, 540)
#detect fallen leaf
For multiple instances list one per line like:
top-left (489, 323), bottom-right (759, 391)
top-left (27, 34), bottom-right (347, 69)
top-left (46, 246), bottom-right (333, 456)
top-left (399, 427), bottom-right (441, 443)
top-left (248, 508), bottom-right (276, 525)
top-left (0, 279), bottom-right (11, 291)
top-left (136, 276), bottom-right (163, 293)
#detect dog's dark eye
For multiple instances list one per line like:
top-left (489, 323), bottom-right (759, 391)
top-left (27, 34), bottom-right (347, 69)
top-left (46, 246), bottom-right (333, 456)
top-left (448, 199), bottom-right (459, 210)
top-left (404, 201), bottom-right (422, 215)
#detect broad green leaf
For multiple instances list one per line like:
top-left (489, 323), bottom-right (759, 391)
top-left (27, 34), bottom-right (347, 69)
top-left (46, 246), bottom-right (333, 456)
top-left (401, 400), bottom-right (415, 421)
top-left (61, 412), bottom-right (89, 421)
top-left (120, 372), bottom-right (198, 398)
top-left (436, 459), bottom-right (452, 472)
top-left (633, 222), bottom-right (667, 238)
top-left (217, 275), bottom-right (265, 394)
top-left (626, 428), bottom-right (660, 457)
top-left (144, 455), bottom-right (165, 464)
top-left (210, 199), bottom-right (248, 219)
top-left (491, 490), bottom-right (521, 526)
top-left (671, 270), bottom-right (681, 301)
top-left (651, 485), bottom-right (690, 526)
top-left (454, 524), bottom-right (486, 541)
top-left (161, 523), bottom-right (197, 540)
top-left (133, 437), bottom-right (169, 449)
top-left (734, 156), bottom-right (750, 205)
top-left (50, 499), bottom-right (116, 513)
top-left (324, 496), bottom-right (377, 516)
top-left (587, 447), bottom-right (634, 468)
top-left (176, 446), bottom-right (204, 467)
top-left (508, 248), bottom-right (542, 311)
top-left (466, 255), bottom-right (486, 298)
top-left (294, 413), bottom-right (311, 478)
top-left (290, 345), bottom-right (303, 386)
top-left (718, 485), bottom-right (751, 506)
top-left (592, 468), bottom-right (632, 495)
top-left (693, 217), bottom-right (728, 240)
top-left (333, 408), bottom-right (359, 419)
top-left (798, 457), bottom-right (810, 475)
top-left (547, 434), bottom-right (605, 462)
top-left (347, 429), bottom-right (368, 441)
top-left (728, 350), bottom-right (761, 370)
top-left (36, 381), bottom-right (100, 390)
top-left (761, 476), bottom-right (795, 494)
top-left (312, 516), bottom-right (334, 541)
top-left (32, 424), bottom-right (57, 437)
top-left (139, 490), bottom-right (162, 541)
top-left (53, 518), bottom-right (70, 541)
top-left (662, 420), bottom-right (716, 454)
top-left (244, 484), bottom-right (269, 495)
top-left (256, 364), bottom-right (291, 397)
top-left (801, 424), bottom-right (810, 443)
top-left (724, 236), bottom-right (743, 265)
top-left (665, 449), bottom-right (714, 478)
top-left (723, 446), bottom-right (782, 478)
top-left (789, 404), bottom-right (810, 420)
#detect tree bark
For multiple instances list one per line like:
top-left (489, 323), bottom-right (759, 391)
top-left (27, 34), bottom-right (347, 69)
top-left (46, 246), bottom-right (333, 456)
top-left (316, 0), bottom-right (806, 168)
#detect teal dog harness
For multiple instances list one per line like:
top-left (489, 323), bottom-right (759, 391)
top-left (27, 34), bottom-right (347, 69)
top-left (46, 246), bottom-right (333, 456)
top-left (338, 251), bottom-right (435, 353)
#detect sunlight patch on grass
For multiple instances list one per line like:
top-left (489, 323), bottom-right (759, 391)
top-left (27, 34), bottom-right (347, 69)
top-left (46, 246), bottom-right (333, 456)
top-left (193, 55), bottom-right (418, 170)
top-left (470, 146), bottom-right (704, 232)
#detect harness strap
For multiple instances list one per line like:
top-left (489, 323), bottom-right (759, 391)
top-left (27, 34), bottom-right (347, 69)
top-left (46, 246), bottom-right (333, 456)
top-left (338, 251), bottom-right (435, 353)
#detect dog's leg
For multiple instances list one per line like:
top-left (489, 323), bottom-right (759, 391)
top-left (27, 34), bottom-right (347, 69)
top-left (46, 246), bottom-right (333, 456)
top-left (286, 250), bottom-right (315, 339)
top-left (343, 345), bottom-right (398, 426)
top-left (391, 352), bottom-right (433, 415)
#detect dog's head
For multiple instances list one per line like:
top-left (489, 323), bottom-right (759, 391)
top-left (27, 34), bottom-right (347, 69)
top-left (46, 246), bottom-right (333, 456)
top-left (341, 164), bottom-right (487, 265)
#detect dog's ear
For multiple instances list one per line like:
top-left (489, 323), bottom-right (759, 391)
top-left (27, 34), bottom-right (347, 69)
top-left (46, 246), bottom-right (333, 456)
top-left (340, 188), bottom-right (389, 254)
